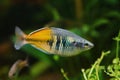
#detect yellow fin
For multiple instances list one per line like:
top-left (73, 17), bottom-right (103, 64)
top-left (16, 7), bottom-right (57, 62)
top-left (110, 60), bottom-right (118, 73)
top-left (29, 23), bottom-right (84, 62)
top-left (31, 41), bottom-right (53, 54)
top-left (26, 27), bottom-right (52, 41)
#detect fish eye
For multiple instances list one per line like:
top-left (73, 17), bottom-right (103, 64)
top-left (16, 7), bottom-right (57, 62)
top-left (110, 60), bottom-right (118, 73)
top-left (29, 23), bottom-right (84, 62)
top-left (84, 43), bottom-right (89, 46)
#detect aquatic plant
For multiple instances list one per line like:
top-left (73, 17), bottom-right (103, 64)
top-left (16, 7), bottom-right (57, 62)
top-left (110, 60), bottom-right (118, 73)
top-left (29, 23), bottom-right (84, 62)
top-left (80, 31), bottom-right (120, 80)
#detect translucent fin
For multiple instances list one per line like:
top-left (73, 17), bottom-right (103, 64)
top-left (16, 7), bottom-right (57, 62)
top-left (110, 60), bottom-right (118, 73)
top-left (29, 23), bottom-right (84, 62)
top-left (24, 56), bottom-right (29, 67)
top-left (14, 26), bottom-right (27, 50)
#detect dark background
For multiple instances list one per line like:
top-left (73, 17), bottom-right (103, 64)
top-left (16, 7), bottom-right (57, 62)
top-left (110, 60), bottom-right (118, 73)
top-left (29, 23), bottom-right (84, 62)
top-left (0, 0), bottom-right (119, 80)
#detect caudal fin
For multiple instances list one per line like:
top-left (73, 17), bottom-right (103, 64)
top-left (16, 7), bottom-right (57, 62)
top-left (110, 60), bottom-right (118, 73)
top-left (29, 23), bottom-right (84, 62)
top-left (14, 26), bottom-right (27, 50)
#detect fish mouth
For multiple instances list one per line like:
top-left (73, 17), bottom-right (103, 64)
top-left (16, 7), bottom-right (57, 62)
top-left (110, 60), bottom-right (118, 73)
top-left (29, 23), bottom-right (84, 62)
top-left (84, 43), bottom-right (94, 50)
top-left (86, 41), bottom-right (94, 49)
top-left (89, 43), bottom-right (94, 49)
top-left (86, 40), bottom-right (94, 48)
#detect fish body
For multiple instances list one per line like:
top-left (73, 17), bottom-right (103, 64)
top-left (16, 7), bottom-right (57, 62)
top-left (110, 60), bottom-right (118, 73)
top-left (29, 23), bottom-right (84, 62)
top-left (15, 26), bottom-right (94, 56)
top-left (8, 58), bottom-right (28, 79)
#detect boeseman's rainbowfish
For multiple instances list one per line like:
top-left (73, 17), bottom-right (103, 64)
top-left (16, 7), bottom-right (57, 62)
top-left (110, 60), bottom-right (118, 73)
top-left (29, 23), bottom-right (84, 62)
top-left (14, 26), bottom-right (94, 56)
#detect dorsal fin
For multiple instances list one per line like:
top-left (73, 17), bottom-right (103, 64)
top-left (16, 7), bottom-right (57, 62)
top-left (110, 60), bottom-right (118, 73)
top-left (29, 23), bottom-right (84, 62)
top-left (26, 27), bottom-right (52, 41)
top-left (28, 27), bottom-right (50, 36)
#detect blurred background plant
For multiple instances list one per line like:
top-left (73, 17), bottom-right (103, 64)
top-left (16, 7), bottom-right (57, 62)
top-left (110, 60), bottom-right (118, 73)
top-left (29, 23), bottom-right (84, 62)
top-left (0, 0), bottom-right (119, 80)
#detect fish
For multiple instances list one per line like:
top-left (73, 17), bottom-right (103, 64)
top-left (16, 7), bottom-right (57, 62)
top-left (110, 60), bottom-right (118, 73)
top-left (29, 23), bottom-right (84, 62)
top-left (14, 26), bottom-right (94, 56)
top-left (8, 57), bottom-right (28, 79)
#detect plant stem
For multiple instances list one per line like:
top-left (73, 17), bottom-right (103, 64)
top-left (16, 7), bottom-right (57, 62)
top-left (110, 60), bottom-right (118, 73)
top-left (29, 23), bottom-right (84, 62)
top-left (81, 69), bottom-right (88, 80)
top-left (116, 39), bottom-right (119, 58)
top-left (60, 68), bottom-right (70, 80)
top-left (88, 59), bottom-right (97, 79)
top-left (116, 32), bottom-right (120, 58)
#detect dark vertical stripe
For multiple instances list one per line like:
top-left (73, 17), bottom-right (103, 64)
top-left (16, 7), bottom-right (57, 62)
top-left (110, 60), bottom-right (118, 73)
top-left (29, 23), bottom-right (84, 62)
top-left (47, 39), bottom-right (53, 49)
top-left (62, 37), bottom-right (66, 48)
top-left (55, 35), bottom-right (60, 50)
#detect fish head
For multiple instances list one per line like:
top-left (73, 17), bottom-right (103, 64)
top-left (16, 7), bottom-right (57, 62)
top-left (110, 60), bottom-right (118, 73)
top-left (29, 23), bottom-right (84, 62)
top-left (72, 39), bottom-right (94, 52)
top-left (83, 40), bottom-right (94, 49)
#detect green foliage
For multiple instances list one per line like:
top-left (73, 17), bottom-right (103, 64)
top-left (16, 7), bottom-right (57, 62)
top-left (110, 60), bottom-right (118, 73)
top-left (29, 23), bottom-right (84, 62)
top-left (81, 51), bottom-right (110, 80)
top-left (105, 58), bottom-right (120, 80)
top-left (80, 31), bottom-right (120, 80)
top-left (105, 31), bottom-right (120, 80)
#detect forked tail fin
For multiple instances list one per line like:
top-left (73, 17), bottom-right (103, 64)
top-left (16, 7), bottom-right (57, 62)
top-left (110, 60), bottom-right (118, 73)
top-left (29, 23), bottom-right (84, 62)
top-left (14, 26), bottom-right (27, 50)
